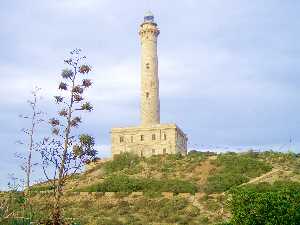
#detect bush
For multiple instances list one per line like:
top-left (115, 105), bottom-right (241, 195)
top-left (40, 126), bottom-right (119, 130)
top-left (205, 174), bottom-right (248, 193)
top-left (103, 152), bottom-right (140, 173)
top-left (228, 181), bottom-right (300, 225)
top-left (205, 153), bottom-right (272, 193)
top-left (259, 151), bottom-right (297, 164)
top-left (166, 153), bottom-right (184, 161)
top-left (29, 185), bottom-right (54, 192)
top-left (215, 154), bottom-right (272, 178)
top-left (3, 218), bottom-right (32, 225)
top-left (187, 151), bottom-right (208, 163)
top-left (161, 179), bottom-right (198, 194)
top-left (78, 175), bottom-right (198, 194)
top-left (215, 222), bottom-right (232, 225)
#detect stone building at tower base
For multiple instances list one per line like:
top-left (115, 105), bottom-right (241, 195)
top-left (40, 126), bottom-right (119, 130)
top-left (111, 124), bottom-right (187, 157)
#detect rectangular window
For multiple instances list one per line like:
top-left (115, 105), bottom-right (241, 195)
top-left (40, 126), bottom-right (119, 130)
top-left (163, 133), bottom-right (167, 140)
top-left (163, 148), bottom-right (167, 154)
top-left (131, 136), bottom-right (133, 143)
top-left (152, 134), bottom-right (156, 140)
top-left (120, 136), bottom-right (124, 143)
top-left (140, 135), bottom-right (144, 141)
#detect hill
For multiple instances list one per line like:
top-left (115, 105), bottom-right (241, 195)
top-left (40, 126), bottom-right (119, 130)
top-left (1, 151), bottom-right (300, 224)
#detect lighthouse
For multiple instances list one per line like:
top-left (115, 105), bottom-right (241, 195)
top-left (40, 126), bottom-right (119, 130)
top-left (139, 11), bottom-right (160, 126)
top-left (111, 12), bottom-right (188, 157)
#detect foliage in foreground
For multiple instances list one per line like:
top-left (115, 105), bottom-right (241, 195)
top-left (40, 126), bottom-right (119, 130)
top-left (226, 181), bottom-right (300, 225)
top-left (40, 49), bottom-right (96, 225)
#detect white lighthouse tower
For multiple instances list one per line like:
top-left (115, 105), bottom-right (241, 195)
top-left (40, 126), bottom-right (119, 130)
top-left (111, 12), bottom-right (188, 157)
top-left (139, 11), bottom-right (160, 126)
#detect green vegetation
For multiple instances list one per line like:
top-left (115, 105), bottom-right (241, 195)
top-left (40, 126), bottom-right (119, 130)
top-left (204, 152), bottom-right (272, 193)
top-left (77, 175), bottom-right (198, 194)
top-left (29, 184), bottom-right (55, 192)
top-left (2, 218), bottom-right (32, 225)
top-left (103, 152), bottom-right (140, 174)
top-left (258, 151), bottom-right (298, 164)
top-left (227, 181), bottom-right (300, 225)
top-left (2, 151), bottom-right (300, 224)
top-left (101, 151), bottom-right (209, 178)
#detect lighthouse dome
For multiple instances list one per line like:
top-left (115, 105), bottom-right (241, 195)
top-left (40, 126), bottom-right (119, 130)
top-left (144, 11), bottom-right (154, 22)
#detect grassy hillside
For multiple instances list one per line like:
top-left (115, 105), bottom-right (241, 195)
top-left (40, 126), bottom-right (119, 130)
top-left (1, 151), bottom-right (300, 225)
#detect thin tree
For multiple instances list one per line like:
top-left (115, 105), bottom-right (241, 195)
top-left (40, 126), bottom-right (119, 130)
top-left (40, 49), bottom-right (96, 225)
top-left (17, 87), bottom-right (43, 190)
top-left (0, 175), bottom-right (22, 222)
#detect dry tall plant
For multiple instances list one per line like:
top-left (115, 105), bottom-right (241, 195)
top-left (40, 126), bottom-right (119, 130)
top-left (17, 87), bottom-right (43, 190)
top-left (40, 49), bottom-right (96, 225)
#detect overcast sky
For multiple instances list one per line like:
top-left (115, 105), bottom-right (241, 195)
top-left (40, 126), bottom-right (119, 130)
top-left (1, 0), bottom-right (299, 189)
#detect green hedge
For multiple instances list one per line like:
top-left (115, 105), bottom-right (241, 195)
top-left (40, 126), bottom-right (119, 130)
top-left (29, 185), bottom-right (55, 192)
top-left (2, 218), bottom-right (31, 225)
top-left (205, 153), bottom-right (272, 193)
top-left (78, 175), bottom-right (198, 194)
top-left (228, 181), bottom-right (300, 225)
top-left (103, 152), bottom-right (140, 173)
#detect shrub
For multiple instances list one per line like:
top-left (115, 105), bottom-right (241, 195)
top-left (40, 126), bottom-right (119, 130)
top-left (161, 179), bottom-right (198, 194)
top-left (103, 152), bottom-right (140, 173)
top-left (215, 222), bottom-right (232, 225)
top-left (215, 154), bottom-right (272, 178)
top-left (29, 185), bottom-right (55, 192)
top-left (228, 181), bottom-right (300, 225)
top-left (166, 153), bottom-right (184, 161)
top-left (3, 218), bottom-right (32, 225)
top-left (259, 151), bottom-right (297, 165)
top-left (187, 151), bottom-right (208, 163)
top-left (205, 153), bottom-right (272, 193)
top-left (294, 161), bottom-right (300, 174)
top-left (78, 175), bottom-right (198, 194)
top-left (205, 174), bottom-right (248, 193)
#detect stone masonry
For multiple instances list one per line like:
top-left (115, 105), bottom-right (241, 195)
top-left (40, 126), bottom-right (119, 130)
top-left (111, 12), bottom-right (188, 157)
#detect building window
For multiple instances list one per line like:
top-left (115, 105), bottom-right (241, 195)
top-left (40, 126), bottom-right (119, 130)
top-left (152, 134), bottom-right (156, 140)
top-left (163, 148), bottom-right (167, 154)
top-left (120, 136), bottom-right (124, 143)
top-left (140, 135), bottom-right (144, 141)
top-left (152, 149), bottom-right (155, 154)
top-left (146, 63), bottom-right (150, 69)
top-left (163, 133), bottom-right (167, 140)
top-left (141, 150), bottom-right (144, 157)
top-left (146, 92), bottom-right (149, 98)
top-left (131, 136), bottom-right (133, 143)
